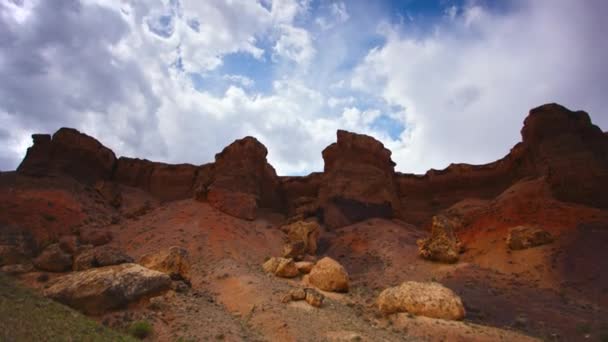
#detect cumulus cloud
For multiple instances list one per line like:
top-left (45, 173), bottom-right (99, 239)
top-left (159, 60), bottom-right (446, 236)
top-left (0, 0), bottom-right (606, 176)
top-left (352, 0), bottom-right (608, 173)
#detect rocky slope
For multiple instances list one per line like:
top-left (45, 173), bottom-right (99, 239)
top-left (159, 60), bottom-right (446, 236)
top-left (1, 103), bottom-right (607, 341)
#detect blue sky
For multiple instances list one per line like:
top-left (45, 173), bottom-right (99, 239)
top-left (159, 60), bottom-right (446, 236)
top-left (1, 0), bottom-right (607, 175)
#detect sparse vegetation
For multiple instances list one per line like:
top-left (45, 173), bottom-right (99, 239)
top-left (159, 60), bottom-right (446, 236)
top-left (128, 320), bottom-right (153, 339)
top-left (0, 274), bottom-right (135, 341)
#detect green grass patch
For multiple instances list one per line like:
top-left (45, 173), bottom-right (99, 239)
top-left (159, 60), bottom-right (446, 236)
top-left (0, 273), bottom-right (136, 341)
top-left (127, 320), bottom-right (153, 339)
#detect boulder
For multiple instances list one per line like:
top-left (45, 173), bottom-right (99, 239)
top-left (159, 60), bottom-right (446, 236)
top-left (319, 130), bottom-right (400, 228)
top-left (308, 257), bottom-right (349, 292)
top-left (17, 128), bottom-right (116, 183)
top-left (33, 244), bottom-right (72, 272)
top-left (417, 215), bottom-right (463, 263)
top-left (198, 136), bottom-right (282, 220)
top-left (139, 246), bottom-right (191, 282)
top-left (506, 226), bottom-right (554, 250)
top-left (44, 263), bottom-right (171, 314)
top-left (262, 257), bottom-right (299, 278)
top-left (282, 221), bottom-right (320, 260)
top-left (377, 281), bottom-right (465, 320)
top-left (73, 245), bottom-right (134, 271)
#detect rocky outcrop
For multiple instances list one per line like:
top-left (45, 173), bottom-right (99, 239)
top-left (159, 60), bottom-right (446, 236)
top-left (506, 226), bottom-right (554, 250)
top-left (44, 263), bottom-right (171, 314)
top-left (308, 257), bottom-right (349, 292)
top-left (377, 281), bottom-right (465, 320)
top-left (18, 128), bottom-right (116, 183)
top-left (282, 220), bottom-right (320, 260)
top-left (33, 244), bottom-right (72, 272)
top-left (280, 173), bottom-right (323, 220)
top-left (113, 158), bottom-right (200, 201)
top-left (319, 130), bottom-right (400, 228)
top-left (417, 215), bottom-right (463, 263)
top-left (198, 137), bottom-right (282, 220)
top-left (263, 257), bottom-right (299, 278)
top-left (73, 245), bottom-right (134, 271)
top-left (139, 246), bottom-right (191, 282)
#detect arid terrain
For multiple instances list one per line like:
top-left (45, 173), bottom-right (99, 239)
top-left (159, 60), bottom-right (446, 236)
top-left (1, 103), bottom-right (607, 341)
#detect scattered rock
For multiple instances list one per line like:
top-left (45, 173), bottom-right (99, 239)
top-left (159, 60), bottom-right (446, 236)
top-left (44, 263), bottom-right (171, 314)
top-left (308, 257), bottom-right (349, 292)
top-left (73, 245), bottom-right (134, 271)
top-left (377, 281), bottom-right (465, 320)
top-left (417, 215), bottom-right (463, 263)
top-left (282, 288), bottom-right (324, 308)
top-left (262, 257), bottom-right (299, 278)
top-left (282, 220), bottom-right (320, 260)
top-left (139, 246), bottom-right (191, 282)
top-left (295, 261), bottom-right (314, 274)
top-left (507, 226), bottom-right (554, 250)
top-left (33, 243), bottom-right (72, 272)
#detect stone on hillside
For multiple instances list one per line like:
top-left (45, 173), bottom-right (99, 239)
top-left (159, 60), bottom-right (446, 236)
top-left (308, 257), bottom-right (349, 292)
top-left (417, 215), bottom-right (463, 263)
top-left (44, 263), bottom-right (171, 314)
top-left (377, 281), bottom-right (465, 320)
top-left (33, 244), bottom-right (72, 272)
top-left (295, 261), bottom-right (314, 274)
top-left (73, 245), bottom-right (133, 271)
top-left (282, 220), bottom-right (320, 260)
top-left (507, 226), bottom-right (554, 250)
top-left (262, 257), bottom-right (299, 278)
top-left (139, 246), bottom-right (191, 282)
top-left (79, 229), bottom-right (113, 246)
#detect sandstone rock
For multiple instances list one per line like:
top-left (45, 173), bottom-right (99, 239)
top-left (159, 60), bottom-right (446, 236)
top-left (17, 128), bottom-right (116, 183)
top-left (73, 245), bottom-right (134, 271)
top-left (1, 263), bottom-right (34, 275)
top-left (281, 288), bottom-right (307, 303)
top-left (282, 220), bottom-right (320, 260)
top-left (281, 288), bottom-right (324, 307)
top-left (79, 229), bottom-right (112, 246)
top-left (44, 263), bottom-right (171, 314)
top-left (113, 158), bottom-right (199, 201)
top-left (417, 215), bottom-right (463, 263)
top-left (308, 257), bottom-right (349, 292)
top-left (319, 130), bottom-right (400, 228)
top-left (295, 261), bottom-right (314, 274)
top-left (33, 244), bottom-right (72, 272)
top-left (262, 257), bottom-right (299, 278)
top-left (377, 281), bottom-right (465, 320)
top-left (305, 288), bottom-right (325, 307)
top-left (199, 136), bottom-right (282, 220)
top-left (139, 246), bottom-right (191, 282)
top-left (507, 226), bottom-right (554, 250)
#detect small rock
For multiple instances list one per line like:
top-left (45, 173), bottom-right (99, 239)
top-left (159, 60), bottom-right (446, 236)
top-left (417, 215), bottom-right (463, 263)
top-left (139, 246), bottom-right (191, 282)
top-left (295, 261), bottom-right (314, 274)
top-left (304, 288), bottom-right (324, 307)
top-left (262, 257), bottom-right (299, 278)
top-left (507, 226), bottom-right (554, 250)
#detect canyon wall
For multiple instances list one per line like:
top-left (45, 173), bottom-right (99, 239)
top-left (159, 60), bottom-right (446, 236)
top-left (16, 103), bottom-right (608, 227)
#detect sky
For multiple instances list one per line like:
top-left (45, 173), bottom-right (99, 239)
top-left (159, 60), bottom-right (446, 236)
top-left (1, 0), bottom-right (607, 175)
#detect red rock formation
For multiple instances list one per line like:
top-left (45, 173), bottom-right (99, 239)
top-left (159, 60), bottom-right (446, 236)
top-left (18, 128), bottom-right (116, 183)
top-left (113, 157), bottom-right (199, 201)
top-left (196, 136), bottom-right (282, 220)
top-left (319, 130), bottom-right (400, 228)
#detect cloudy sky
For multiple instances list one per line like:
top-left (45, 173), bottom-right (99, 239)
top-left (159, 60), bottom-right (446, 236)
top-left (1, 0), bottom-right (607, 175)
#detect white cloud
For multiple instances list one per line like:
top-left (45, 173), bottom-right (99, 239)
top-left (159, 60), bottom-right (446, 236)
top-left (352, 0), bottom-right (608, 174)
top-left (273, 24), bottom-right (316, 66)
top-left (222, 74), bottom-right (255, 88)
